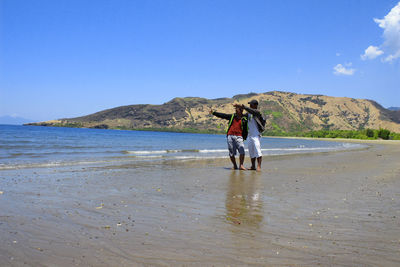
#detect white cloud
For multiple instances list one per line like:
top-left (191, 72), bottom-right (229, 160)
top-left (333, 63), bottom-right (356, 76)
top-left (361, 45), bottom-right (384, 60)
top-left (336, 52), bottom-right (341, 57)
top-left (366, 2), bottom-right (400, 62)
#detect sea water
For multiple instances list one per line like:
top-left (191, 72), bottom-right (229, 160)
top-left (0, 125), bottom-right (365, 170)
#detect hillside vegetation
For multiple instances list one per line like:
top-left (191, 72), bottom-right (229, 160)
top-left (27, 91), bottom-right (400, 137)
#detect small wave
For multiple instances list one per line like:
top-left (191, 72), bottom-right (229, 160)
top-left (170, 155), bottom-right (227, 160)
top-left (260, 147), bottom-right (333, 152)
top-left (2, 140), bottom-right (32, 144)
top-left (123, 150), bottom-right (169, 154)
top-left (10, 153), bottom-right (25, 157)
top-left (122, 145), bottom-right (359, 155)
top-left (0, 161), bottom-right (75, 170)
top-left (123, 149), bottom-right (201, 154)
top-left (0, 145), bottom-right (40, 150)
top-left (0, 158), bottom-right (124, 170)
top-left (132, 155), bottom-right (164, 159)
top-left (199, 149), bottom-right (227, 153)
top-left (260, 146), bottom-right (354, 152)
top-left (180, 149), bottom-right (200, 153)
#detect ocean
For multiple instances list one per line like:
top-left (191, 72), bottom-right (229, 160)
top-left (0, 124), bottom-right (364, 170)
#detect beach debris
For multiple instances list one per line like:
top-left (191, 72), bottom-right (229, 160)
top-left (117, 223), bottom-right (122, 226)
top-left (157, 188), bottom-right (162, 192)
top-left (96, 203), bottom-right (104, 209)
top-left (0, 191), bottom-right (3, 195)
top-left (104, 225), bottom-right (111, 229)
top-left (232, 220), bottom-right (241, 225)
top-left (309, 223), bottom-right (313, 227)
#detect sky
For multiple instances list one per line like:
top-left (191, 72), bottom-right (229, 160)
top-left (1, 0), bottom-right (400, 122)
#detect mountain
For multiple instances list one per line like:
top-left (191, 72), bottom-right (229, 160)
top-left (388, 107), bottom-right (400, 111)
top-left (0, 115), bottom-right (32, 125)
top-left (26, 91), bottom-right (400, 133)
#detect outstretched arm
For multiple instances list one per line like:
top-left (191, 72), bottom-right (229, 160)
top-left (209, 109), bottom-right (232, 120)
top-left (234, 104), bottom-right (266, 125)
top-left (241, 105), bottom-right (262, 117)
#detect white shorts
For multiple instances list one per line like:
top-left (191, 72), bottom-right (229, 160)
top-left (248, 136), bottom-right (262, 158)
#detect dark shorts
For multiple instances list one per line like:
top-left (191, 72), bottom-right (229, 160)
top-left (227, 135), bottom-right (245, 157)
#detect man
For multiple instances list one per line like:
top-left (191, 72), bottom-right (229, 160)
top-left (210, 105), bottom-right (248, 170)
top-left (235, 100), bottom-right (265, 171)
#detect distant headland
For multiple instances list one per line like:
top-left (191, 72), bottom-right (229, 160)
top-left (25, 91), bottom-right (400, 138)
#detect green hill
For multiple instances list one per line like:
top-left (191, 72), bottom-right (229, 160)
top-left (26, 91), bottom-right (400, 135)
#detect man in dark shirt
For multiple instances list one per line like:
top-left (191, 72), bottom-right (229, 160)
top-left (210, 105), bottom-right (248, 170)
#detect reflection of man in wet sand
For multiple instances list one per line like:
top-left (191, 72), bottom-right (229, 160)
top-left (210, 105), bottom-right (248, 170)
top-left (225, 171), bottom-right (263, 227)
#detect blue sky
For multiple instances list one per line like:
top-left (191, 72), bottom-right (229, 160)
top-left (1, 0), bottom-right (400, 122)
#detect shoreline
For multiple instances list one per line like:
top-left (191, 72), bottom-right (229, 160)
top-left (1, 142), bottom-right (400, 266)
top-left (20, 124), bottom-right (400, 142)
top-left (0, 138), bottom-right (369, 171)
top-left (266, 135), bottom-right (400, 144)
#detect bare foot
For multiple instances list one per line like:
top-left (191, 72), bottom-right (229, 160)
top-left (248, 166), bottom-right (256, 171)
top-left (256, 167), bottom-right (261, 172)
top-left (239, 165), bottom-right (246, 170)
top-left (232, 166), bottom-right (238, 170)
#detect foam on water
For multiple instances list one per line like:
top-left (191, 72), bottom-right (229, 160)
top-left (0, 125), bottom-right (367, 170)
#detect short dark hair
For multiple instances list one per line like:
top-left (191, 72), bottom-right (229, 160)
top-left (248, 99), bottom-right (258, 106)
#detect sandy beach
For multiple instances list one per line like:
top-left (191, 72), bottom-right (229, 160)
top-left (1, 141), bottom-right (400, 266)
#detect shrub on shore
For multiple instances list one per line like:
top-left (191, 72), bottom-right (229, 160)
top-left (263, 128), bottom-right (400, 140)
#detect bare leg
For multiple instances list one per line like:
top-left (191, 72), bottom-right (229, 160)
top-left (239, 154), bottom-right (246, 170)
top-left (249, 158), bottom-right (256, 170)
top-left (256, 156), bottom-right (262, 171)
top-left (230, 156), bottom-right (238, 170)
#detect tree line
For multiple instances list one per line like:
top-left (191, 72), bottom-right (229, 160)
top-left (264, 128), bottom-right (400, 140)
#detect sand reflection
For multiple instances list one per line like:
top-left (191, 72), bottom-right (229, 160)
top-left (225, 171), bottom-right (263, 228)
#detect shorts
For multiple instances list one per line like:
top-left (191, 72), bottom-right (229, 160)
top-left (227, 135), bottom-right (245, 157)
top-left (248, 136), bottom-right (262, 158)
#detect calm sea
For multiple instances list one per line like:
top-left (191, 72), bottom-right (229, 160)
top-left (0, 125), bottom-right (365, 170)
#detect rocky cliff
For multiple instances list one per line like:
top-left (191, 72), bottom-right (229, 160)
top-left (26, 91), bottom-right (400, 133)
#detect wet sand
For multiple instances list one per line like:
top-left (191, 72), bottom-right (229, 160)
top-left (1, 142), bottom-right (400, 266)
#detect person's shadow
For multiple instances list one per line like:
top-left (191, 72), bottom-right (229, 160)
top-left (225, 171), bottom-right (263, 228)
